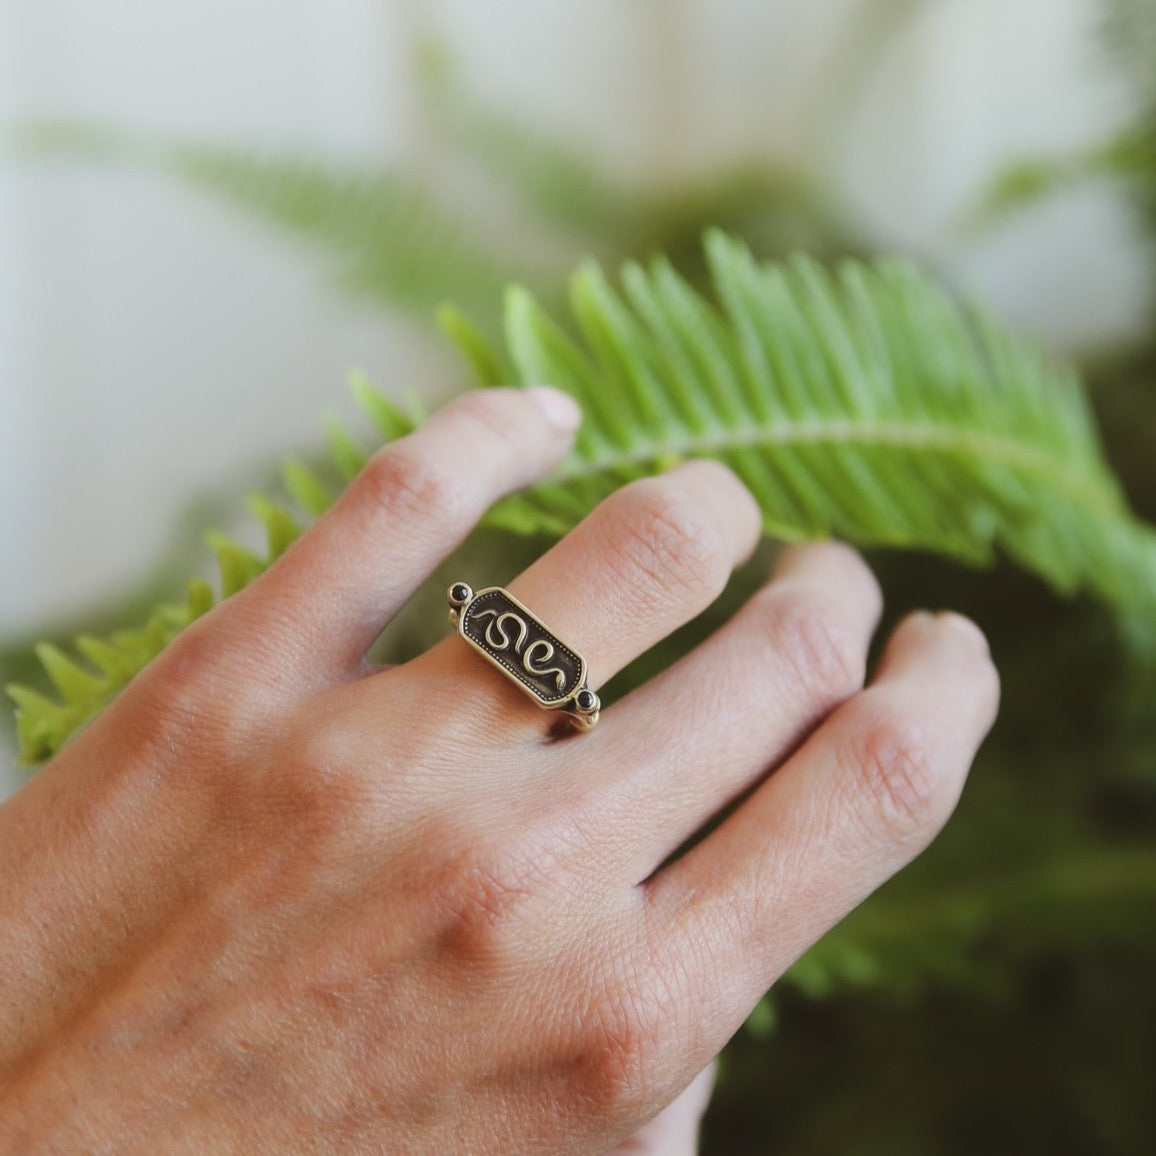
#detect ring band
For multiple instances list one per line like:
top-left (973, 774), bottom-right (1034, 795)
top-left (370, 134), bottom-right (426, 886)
top-left (447, 582), bottom-right (601, 730)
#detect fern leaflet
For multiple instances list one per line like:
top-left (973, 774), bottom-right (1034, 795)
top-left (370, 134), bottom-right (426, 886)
top-left (18, 121), bottom-right (528, 322)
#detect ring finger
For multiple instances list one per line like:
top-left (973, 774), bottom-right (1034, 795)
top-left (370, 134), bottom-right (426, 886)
top-left (389, 459), bottom-right (763, 740)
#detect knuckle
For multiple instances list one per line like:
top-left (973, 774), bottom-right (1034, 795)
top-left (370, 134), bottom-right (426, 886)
top-left (250, 714), bottom-right (376, 837)
top-left (841, 702), bottom-right (945, 844)
top-left (608, 483), bottom-right (728, 602)
top-left (573, 970), bottom-right (671, 1119)
top-left (275, 713), bottom-right (352, 799)
top-left (124, 621), bottom-right (250, 763)
top-left (428, 834), bottom-right (543, 974)
top-left (358, 443), bottom-right (466, 527)
top-left (756, 585), bottom-right (864, 700)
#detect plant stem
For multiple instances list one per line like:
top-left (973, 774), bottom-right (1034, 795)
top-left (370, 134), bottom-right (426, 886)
top-left (556, 416), bottom-right (1124, 518)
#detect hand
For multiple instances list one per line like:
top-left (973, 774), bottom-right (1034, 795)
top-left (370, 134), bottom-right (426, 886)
top-left (0, 387), bottom-right (998, 1153)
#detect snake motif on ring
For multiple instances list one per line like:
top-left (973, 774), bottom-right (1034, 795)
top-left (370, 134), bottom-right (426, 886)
top-left (448, 583), bottom-right (597, 726)
top-left (472, 609), bottom-right (568, 692)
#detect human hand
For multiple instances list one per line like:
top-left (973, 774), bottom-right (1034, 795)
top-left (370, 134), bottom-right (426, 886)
top-left (0, 387), bottom-right (998, 1153)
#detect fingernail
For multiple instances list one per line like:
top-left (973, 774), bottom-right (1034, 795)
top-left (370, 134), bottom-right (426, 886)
top-left (936, 611), bottom-right (990, 654)
top-left (526, 386), bottom-right (582, 432)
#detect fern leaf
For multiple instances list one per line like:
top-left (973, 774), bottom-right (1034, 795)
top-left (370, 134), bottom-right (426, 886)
top-left (4, 374), bottom-right (412, 764)
top-left (349, 373), bottom-right (418, 443)
top-left (187, 579), bottom-right (216, 622)
top-left (430, 77), bottom-right (635, 237)
top-left (438, 306), bottom-right (511, 387)
top-left (474, 231), bottom-right (1156, 642)
top-left (8, 231), bottom-right (1156, 766)
top-left (17, 122), bottom-right (529, 323)
top-left (246, 495), bottom-right (303, 560)
top-left (155, 145), bottom-right (527, 322)
top-left (205, 533), bottom-right (264, 599)
top-left (74, 635), bottom-right (136, 680)
top-left (34, 643), bottom-right (108, 706)
top-left (421, 52), bottom-right (854, 259)
top-left (5, 685), bottom-right (76, 764)
top-left (782, 842), bottom-right (1156, 1002)
top-left (324, 414), bottom-right (369, 482)
top-left (282, 460), bottom-right (334, 518)
top-left (1105, 0), bottom-right (1156, 108)
top-left (966, 128), bottom-right (1155, 233)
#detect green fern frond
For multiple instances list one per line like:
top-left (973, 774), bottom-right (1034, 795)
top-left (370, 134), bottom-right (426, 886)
top-left (3, 374), bottom-right (425, 763)
top-left (8, 231), bottom-right (1156, 765)
top-left (281, 459), bottom-right (335, 518)
top-left (246, 495), bottom-right (304, 560)
top-left (1104, 0), bottom-right (1156, 108)
top-left (966, 127), bottom-right (1156, 234)
top-left (324, 414), bottom-right (369, 482)
top-left (166, 146), bottom-right (518, 318)
top-left (431, 81), bottom-right (634, 237)
top-left (782, 842), bottom-right (1156, 1003)
top-left (420, 48), bottom-right (856, 262)
top-left (481, 231), bottom-right (1156, 640)
top-left (417, 37), bottom-right (632, 238)
top-left (438, 307), bottom-right (512, 387)
top-left (967, 0), bottom-right (1156, 235)
top-left (743, 839), bottom-right (1156, 1037)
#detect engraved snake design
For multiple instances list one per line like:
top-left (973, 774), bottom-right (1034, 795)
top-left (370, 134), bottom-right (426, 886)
top-left (472, 608), bottom-right (568, 691)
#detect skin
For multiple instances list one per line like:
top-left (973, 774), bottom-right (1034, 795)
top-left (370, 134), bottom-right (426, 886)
top-left (0, 387), bottom-right (999, 1154)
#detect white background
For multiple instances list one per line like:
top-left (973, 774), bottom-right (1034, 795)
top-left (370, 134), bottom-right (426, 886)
top-left (1, 0), bottom-right (1151, 793)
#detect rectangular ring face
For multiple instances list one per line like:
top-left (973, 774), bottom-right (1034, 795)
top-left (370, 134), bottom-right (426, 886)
top-left (459, 587), bottom-right (586, 707)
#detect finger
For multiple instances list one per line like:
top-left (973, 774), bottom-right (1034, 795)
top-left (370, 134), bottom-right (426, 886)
top-left (583, 542), bottom-right (881, 882)
top-left (230, 387), bottom-right (581, 683)
top-left (644, 611), bottom-right (999, 1054)
top-left (405, 459), bottom-right (762, 732)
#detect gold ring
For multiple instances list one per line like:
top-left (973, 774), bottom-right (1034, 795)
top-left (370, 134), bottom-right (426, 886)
top-left (447, 582), bottom-right (600, 731)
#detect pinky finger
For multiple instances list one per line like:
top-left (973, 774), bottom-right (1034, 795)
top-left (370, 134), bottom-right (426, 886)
top-left (646, 611), bottom-right (999, 1052)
